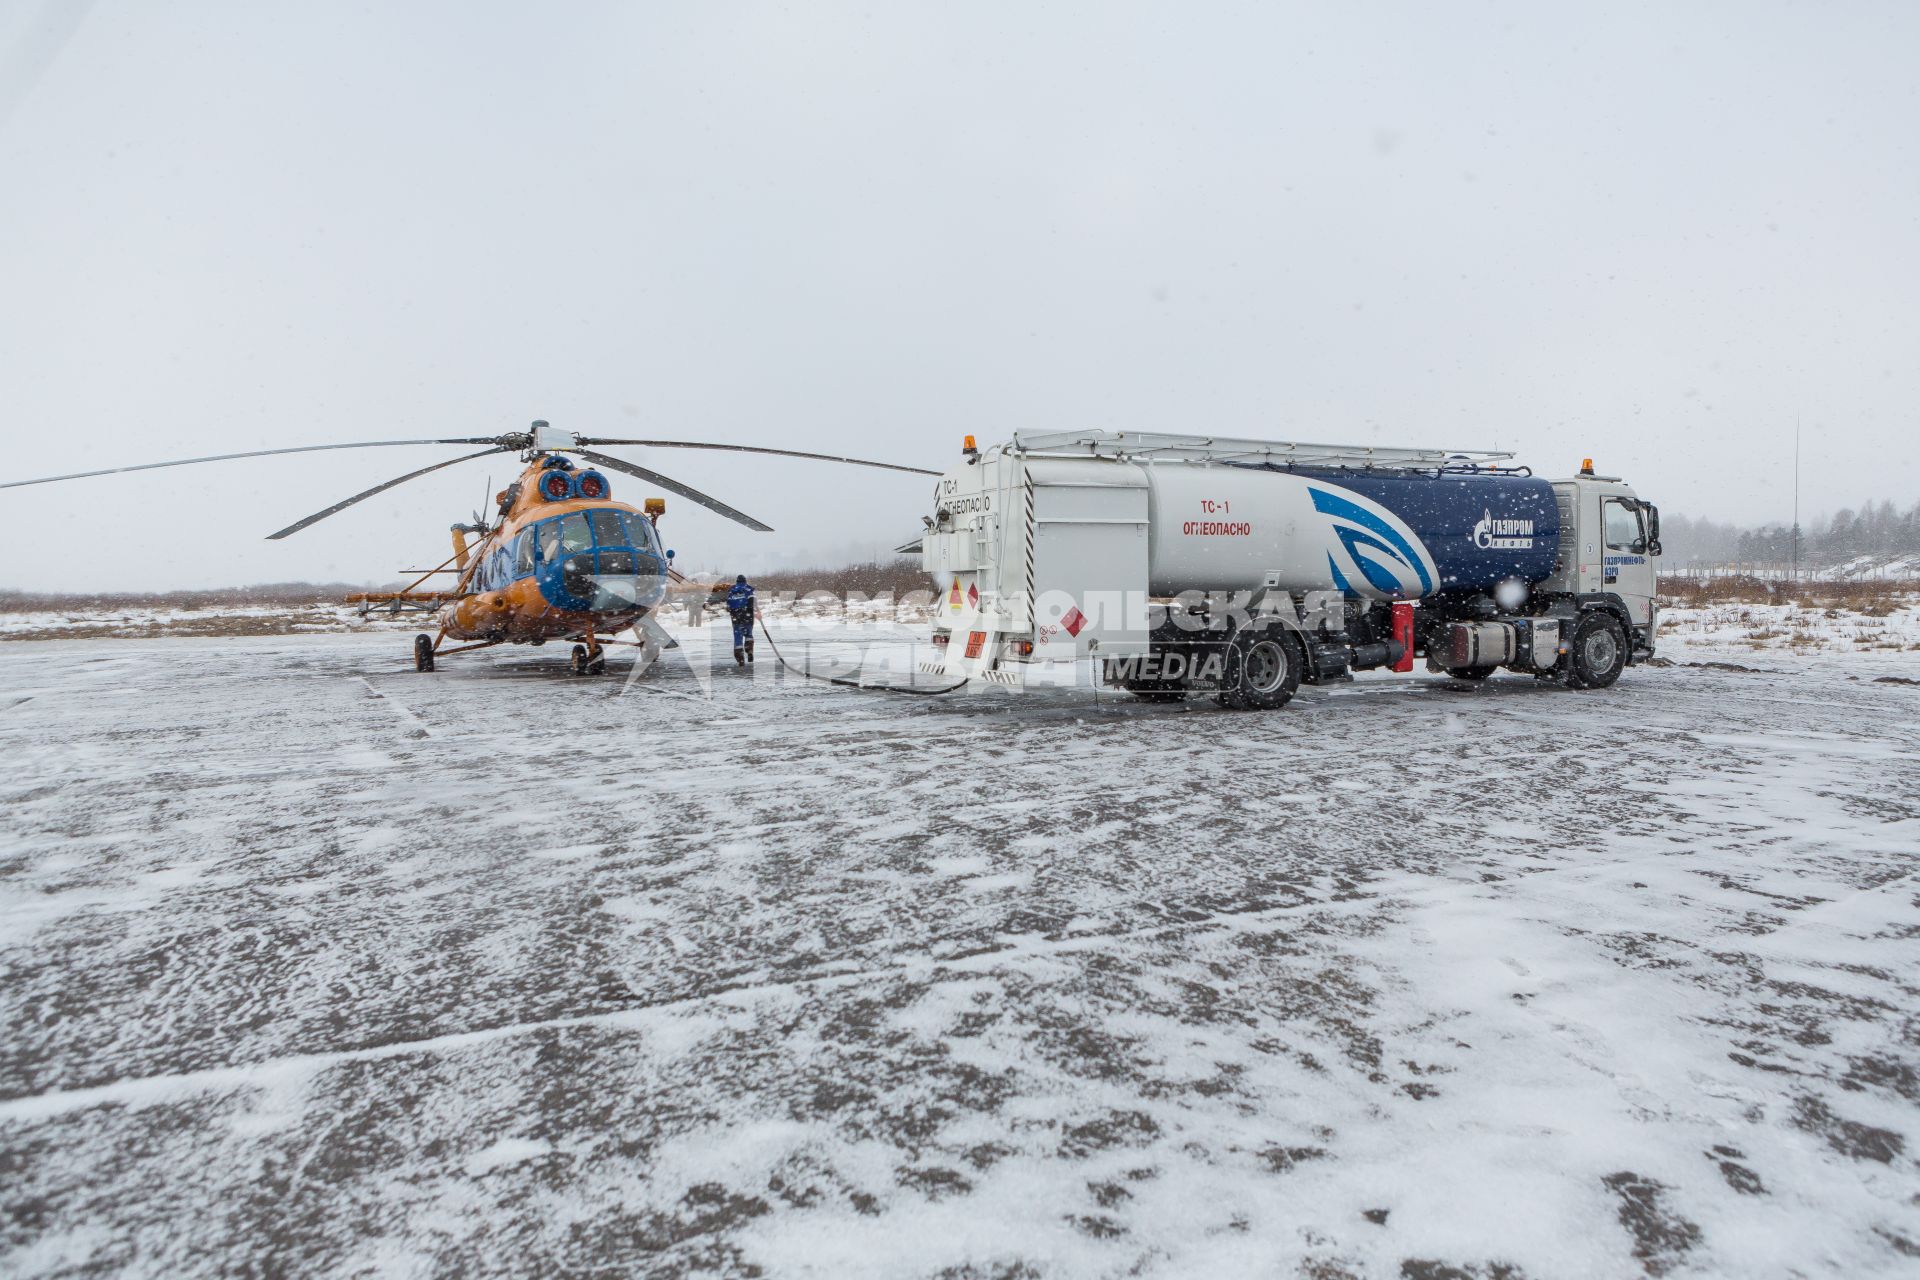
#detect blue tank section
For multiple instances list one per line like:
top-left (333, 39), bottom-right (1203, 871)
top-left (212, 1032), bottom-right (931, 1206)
top-left (1297, 469), bottom-right (1561, 593)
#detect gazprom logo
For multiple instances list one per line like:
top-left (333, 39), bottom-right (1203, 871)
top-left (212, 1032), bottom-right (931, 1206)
top-left (1309, 485), bottom-right (1437, 599)
top-left (1472, 507), bottom-right (1536, 550)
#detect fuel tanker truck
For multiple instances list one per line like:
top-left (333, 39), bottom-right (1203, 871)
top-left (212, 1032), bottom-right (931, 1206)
top-left (912, 431), bottom-right (1661, 709)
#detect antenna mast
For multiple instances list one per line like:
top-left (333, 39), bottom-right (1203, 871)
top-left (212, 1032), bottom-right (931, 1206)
top-left (1792, 414), bottom-right (1801, 583)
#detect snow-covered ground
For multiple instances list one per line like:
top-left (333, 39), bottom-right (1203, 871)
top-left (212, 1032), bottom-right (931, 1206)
top-left (1655, 600), bottom-right (1920, 667)
top-left (0, 601), bottom-right (378, 640)
top-left (0, 594), bottom-right (933, 641)
top-left (1, 616), bottom-right (1916, 1278)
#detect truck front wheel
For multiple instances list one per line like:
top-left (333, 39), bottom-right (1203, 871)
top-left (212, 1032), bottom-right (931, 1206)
top-left (1217, 628), bottom-right (1303, 711)
top-left (1566, 612), bottom-right (1628, 689)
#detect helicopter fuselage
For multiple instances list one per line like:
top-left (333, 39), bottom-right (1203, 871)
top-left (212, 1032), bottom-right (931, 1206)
top-left (439, 454), bottom-right (670, 645)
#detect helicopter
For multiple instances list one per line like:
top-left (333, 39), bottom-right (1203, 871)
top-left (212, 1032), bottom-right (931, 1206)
top-left (2, 420), bottom-right (935, 675)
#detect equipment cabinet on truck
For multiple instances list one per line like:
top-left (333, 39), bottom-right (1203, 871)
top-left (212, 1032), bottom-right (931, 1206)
top-left (909, 432), bottom-right (1661, 710)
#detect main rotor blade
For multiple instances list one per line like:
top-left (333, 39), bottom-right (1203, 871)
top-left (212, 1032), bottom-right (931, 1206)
top-left (578, 438), bottom-right (937, 477)
top-left (572, 449), bottom-right (774, 532)
top-left (1, 437), bottom-right (507, 490)
top-left (266, 447), bottom-right (510, 540)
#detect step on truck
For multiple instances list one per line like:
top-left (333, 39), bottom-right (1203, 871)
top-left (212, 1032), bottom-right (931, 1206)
top-left (909, 431), bottom-right (1661, 709)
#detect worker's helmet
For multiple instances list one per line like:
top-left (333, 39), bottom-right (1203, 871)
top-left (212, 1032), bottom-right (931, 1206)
top-left (736, 574), bottom-right (747, 584)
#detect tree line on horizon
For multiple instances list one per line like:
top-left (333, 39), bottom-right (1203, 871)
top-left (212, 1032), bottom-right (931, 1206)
top-left (1662, 499), bottom-right (1920, 570)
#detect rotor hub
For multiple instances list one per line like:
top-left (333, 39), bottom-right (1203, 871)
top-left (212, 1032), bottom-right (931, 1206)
top-left (528, 420), bottom-right (576, 455)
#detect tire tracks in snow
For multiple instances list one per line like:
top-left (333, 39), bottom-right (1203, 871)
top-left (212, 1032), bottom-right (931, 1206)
top-left (0, 881), bottom-right (1413, 1124)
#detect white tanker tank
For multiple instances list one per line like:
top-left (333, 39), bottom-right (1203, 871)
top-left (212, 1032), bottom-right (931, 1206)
top-left (914, 431), bottom-right (1662, 709)
top-left (1135, 460), bottom-right (1561, 597)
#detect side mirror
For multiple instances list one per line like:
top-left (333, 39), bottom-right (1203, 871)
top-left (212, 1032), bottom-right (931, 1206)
top-left (1649, 539), bottom-right (1663, 558)
top-left (666, 549), bottom-right (675, 560)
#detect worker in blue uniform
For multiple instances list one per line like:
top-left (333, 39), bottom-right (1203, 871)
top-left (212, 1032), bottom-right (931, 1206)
top-left (726, 574), bottom-right (756, 666)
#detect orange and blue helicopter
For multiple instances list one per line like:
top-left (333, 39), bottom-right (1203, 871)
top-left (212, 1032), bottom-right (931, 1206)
top-left (2, 420), bottom-right (933, 674)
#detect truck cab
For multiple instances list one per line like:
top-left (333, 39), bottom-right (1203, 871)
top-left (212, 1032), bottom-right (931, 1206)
top-left (1538, 462), bottom-right (1661, 659)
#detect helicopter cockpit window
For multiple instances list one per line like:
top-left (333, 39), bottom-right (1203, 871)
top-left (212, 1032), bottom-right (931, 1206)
top-left (559, 513), bottom-right (593, 554)
top-left (538, 520), bottom-right (561, 565)
top-left (625, 513), bottom-right (656, 551)
top-left (514, 531), bottom-right (534, 577)
top-left (589, 509), bottom-right (626, 548)
top-left (561, 553), bottom-right (593, 597)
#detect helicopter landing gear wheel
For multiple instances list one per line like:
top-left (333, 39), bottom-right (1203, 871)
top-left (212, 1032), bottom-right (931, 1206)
top-left (572, 643), bottom-right (606, 676)
top-left (571, 644), bottom-right (589, 676)
top-left (413, 634), bottom-right (435, 673)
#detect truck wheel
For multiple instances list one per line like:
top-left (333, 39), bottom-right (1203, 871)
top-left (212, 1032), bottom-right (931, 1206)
top-left (1217, 628), bottom-right (1302, 710)
top-left (1444, 667), bottom-right (1491, 682)
top-left (1566, 613), bottom-right (1627, 689)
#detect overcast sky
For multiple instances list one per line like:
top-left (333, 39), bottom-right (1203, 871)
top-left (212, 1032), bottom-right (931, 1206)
top-left (2, 1), bottom-right (1915, 591)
